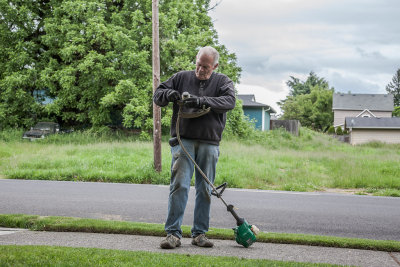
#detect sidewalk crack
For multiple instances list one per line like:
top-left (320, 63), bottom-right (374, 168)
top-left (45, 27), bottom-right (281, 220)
top-left (389, 252), bottom-right (400, 266)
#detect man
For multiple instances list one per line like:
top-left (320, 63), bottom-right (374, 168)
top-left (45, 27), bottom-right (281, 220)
top-left (153, 46), bottom-right (236, 249)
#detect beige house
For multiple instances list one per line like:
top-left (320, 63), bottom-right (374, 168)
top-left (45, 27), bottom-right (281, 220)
top-left (332, 93), bottom-right (394, 129)
top-left (345, 117), bottom-right (400, 145)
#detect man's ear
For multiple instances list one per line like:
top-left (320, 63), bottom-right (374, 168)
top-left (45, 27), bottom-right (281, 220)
top-left (213, 63), bottom-right (219, 70)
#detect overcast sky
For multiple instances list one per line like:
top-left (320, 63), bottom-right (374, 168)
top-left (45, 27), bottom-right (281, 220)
top-left (208, 0), bottom-right (400, 114)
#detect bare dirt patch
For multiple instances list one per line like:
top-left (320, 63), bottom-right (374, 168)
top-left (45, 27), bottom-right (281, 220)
top-left (318, 188), bottom-right (371, 195)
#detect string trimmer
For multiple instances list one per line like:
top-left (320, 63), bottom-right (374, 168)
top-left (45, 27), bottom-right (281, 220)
top-left (174, 92), bottom-right (259, 248)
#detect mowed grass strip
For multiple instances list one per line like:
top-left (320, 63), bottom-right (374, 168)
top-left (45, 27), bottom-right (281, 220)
top-left (1, 128), bottom-right (400, 196)
top-left (1, 214), bottom-right (400, 252)
top-left (0, 245), bottom-right (335, 267)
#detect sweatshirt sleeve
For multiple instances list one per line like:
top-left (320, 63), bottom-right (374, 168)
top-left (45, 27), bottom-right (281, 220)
top-left (153, 74), bottom-right (178, 107)
top-left (202, 75), bottom-right (236, 113)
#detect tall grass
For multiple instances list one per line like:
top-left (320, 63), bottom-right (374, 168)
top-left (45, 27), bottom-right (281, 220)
top-left (217, 128), bottom-right (400, 193)
top-left (2, 141), bottom-right (171, 184)
top-left (1, 128), bottom-right (399, 195)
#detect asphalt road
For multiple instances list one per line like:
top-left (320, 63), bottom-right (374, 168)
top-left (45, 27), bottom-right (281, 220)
top-left (1, 179), bottom-right (399, 241)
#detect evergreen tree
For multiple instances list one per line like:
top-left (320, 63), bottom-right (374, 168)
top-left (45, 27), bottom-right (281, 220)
top-left (327, 126), bottom-right (335, 134)
top-left (335, 126), bottom-right (343, 135)
top-left (386, 68), bottom-right (400, 106)
top-left (286, 71), bottom-right (329, 97)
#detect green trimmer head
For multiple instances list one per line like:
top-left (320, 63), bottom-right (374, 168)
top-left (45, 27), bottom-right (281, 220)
top-left (210, 183), bottom-right (259, 248)
top-left (226, 204), bottom-right (259, 248)
top-left (233, 219), bottom-right (257, 248)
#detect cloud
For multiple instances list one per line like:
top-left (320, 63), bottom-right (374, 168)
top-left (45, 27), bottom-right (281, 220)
top-left (209, 0), bottom-right (400, 110)
top-left (236, 83), bottom-right (288, 115)
top-left (327, 72), bottom-right (381, 93)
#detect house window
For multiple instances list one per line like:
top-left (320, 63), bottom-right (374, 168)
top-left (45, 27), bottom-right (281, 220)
top-left (362, 114), bottom-right (371, 118)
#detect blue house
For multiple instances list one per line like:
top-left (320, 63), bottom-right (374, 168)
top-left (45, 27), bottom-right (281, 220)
top-left (237, 94), bottom-right (276, 131)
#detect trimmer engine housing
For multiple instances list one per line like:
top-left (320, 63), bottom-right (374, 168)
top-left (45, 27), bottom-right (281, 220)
top-left (233, 220), bottom-right (257, 248)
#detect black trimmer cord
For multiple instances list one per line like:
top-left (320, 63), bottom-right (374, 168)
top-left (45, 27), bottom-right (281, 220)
top-left (174, 95), bottom-right (259, 245)
top-left (175, 98), bottom-right (230, 208)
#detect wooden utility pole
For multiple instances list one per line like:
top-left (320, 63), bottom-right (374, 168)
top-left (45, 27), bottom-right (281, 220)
top-left (152, 0), bottom-right (162, 172)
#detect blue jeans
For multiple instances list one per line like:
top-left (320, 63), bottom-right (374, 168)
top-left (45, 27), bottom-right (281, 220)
top-left (165, 138), bottom-right (219, 238)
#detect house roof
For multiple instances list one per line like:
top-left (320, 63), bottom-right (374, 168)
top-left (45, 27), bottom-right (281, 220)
top-left (356, 109), bottom-right (376, 118)
top-left (332, 93), bottom-right (394, 111)
top-left (345, 117), bottom-right (400, 129)
top-left (237, 94), bottom-right (277, 113)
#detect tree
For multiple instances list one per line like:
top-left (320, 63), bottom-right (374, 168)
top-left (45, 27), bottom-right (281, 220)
top-left (386, 68), bottom-right (400, 106)
top-left (0, 0), bottom-right (241, 134)
top-left (286, 71), bottom-right (330, 97)
top-left (393, 106), bottom-right (400, 117)
top-left (0, 0), bottom-right (48, 127)
top-left (279, 73), bottom-right (334, 131)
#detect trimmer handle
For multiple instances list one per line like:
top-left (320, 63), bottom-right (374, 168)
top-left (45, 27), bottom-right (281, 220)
top-left (211, 182), bottom-right (227, 198)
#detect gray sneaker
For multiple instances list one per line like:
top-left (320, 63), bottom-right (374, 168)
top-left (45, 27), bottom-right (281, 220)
top-left (160, 234), bottom-right (181, 249)
top-left (191, 234), bottom-right (214, 247)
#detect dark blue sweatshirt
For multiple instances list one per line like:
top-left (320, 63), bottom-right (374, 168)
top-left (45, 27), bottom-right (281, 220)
top-left (153, 71), bottom-right (236, 145)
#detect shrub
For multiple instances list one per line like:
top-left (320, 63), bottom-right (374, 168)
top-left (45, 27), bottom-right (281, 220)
top-left (224, 99), bottom-right (257, 138)
top-left (335, 126), bottom-right (343, 135)
top-left (327, 126), bottom-right (335, 134)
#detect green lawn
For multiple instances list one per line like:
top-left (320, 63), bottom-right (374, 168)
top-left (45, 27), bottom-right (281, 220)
top-left (1, 214), bottom-right (400, 252)
top-left (1, 129), bottom-right (398, 266)
top-left (0, 245), bottom-right (336, 267)
top-left (1, 128), bottom-right (399, 196)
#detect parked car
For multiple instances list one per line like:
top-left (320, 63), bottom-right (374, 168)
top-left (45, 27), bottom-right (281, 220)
top-left (22, 122), bottom-right (60, 140)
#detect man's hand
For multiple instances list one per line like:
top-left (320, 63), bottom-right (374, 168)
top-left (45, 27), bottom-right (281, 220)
top-left (183, 96), bottom-right (205, 108)
top-left (166, 90), bottom-right (180, 102)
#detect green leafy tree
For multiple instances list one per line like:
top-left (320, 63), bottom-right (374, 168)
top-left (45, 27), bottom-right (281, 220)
top-left (279, 84), bottom-right (334, 131)
top-left (286, 71), bottom-right (330, 97)
top-left (0, 0), bottom-right (47, 127)
top-left (0, 0), bottom-right (241, 135)
top-left (386, 68), bottom-right (400, 106)
top-left (393, 106), bottom-right (400, 117)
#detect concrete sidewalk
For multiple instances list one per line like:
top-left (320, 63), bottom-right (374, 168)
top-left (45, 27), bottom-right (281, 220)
top-left (0, 228), bottom-right (399, 266)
